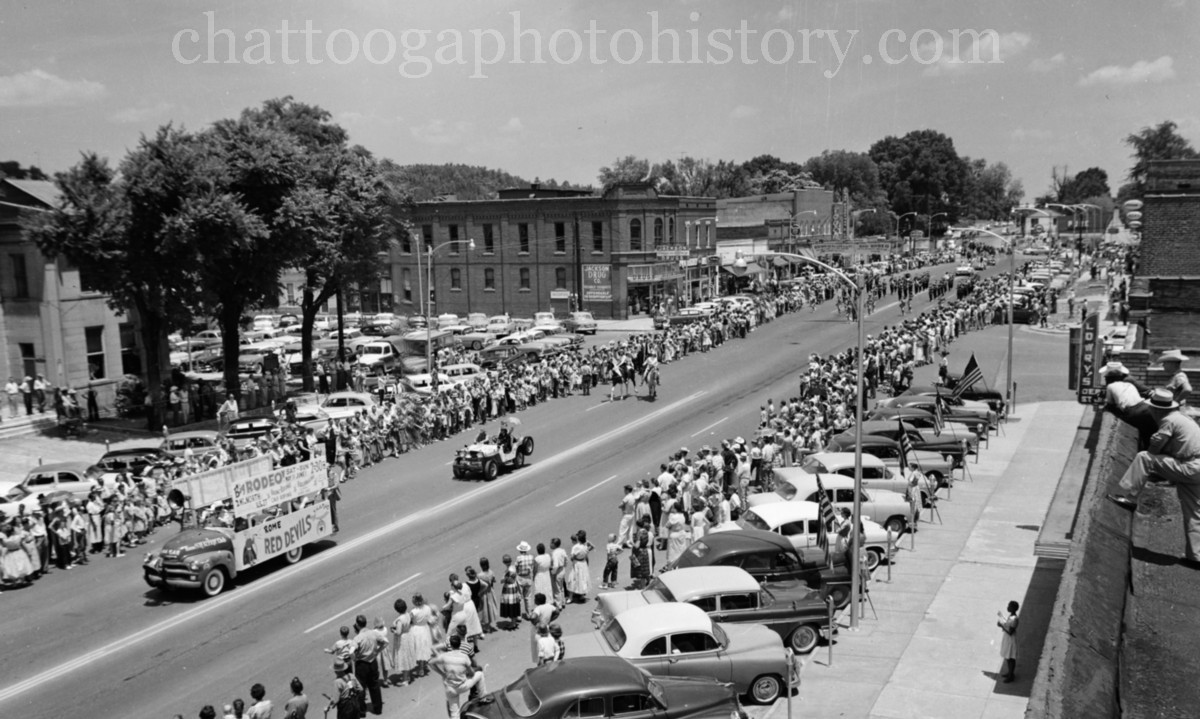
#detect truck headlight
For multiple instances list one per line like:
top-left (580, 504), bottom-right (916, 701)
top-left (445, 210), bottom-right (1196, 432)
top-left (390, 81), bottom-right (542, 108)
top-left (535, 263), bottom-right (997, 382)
top-left (187, 560), bottom-right (205, 572)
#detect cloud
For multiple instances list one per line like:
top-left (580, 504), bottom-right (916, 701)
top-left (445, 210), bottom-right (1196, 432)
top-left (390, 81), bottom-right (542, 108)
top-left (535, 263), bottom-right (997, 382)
top-left (1010, 128), bottom-right (1052, 141)
top-left (409, 118), bottom-right (472, 145)
top-left (922, 31), bottom-right (1032, 77)
top-left (0, 68), bottom-right (105, 107)
top-left (501, 117), bottom-right (523, 132)
top-left (730, 104), bottom-right (760, 119)
top-left (109, 102), bottom-right (174, 124)
top-left (1028, 52), bottom-right (1066, 73)
top-left (1078, 56), bottom-right (1175, 86)
top-left (336, 111), bottom-right (364, 124)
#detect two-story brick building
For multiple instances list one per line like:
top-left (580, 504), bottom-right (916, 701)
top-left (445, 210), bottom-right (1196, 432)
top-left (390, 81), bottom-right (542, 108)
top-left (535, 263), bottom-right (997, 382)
top-left (395, 183), bottom-right (720, 320)
top-left (0, 178), bottom-right (133, 413)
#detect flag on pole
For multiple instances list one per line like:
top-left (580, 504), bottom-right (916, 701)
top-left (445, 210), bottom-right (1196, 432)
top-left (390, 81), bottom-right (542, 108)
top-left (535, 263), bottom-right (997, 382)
top-left (897, 419), bottom-right (915, 467)
top-left (814, 474), bottom-right (837, 568)
top-left (951, 353), bottom-right (983, 400)
top-left (932, 395), bottom-right (946, 435)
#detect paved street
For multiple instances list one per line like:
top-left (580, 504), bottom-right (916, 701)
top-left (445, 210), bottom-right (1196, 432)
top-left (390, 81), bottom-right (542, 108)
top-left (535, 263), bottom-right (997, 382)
top-left (0, 259), bottom-right (1077, 719)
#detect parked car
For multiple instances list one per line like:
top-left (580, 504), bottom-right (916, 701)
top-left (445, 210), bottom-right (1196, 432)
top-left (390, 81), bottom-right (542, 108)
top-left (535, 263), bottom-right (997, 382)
top-left (563, 311), bottom-right (598, 335)
top-left (867, 406), bottom-right (989, 441)
top-left (356, 340), bottom-right (402, 373)
top-left (799, 450), bottom-right (948, 500)
top-left (0, 462), bottom-right (100, 518)
top-left (223, 417), bottom-right (278, 449)
top-left (715, 501), bottom-right (898, 570)
top-left (436, 313), bottom-right (462, 329)
top-left (878, 393), bottom-right (997, 428)
top-left (251, 314), bottom-right (277, 331)
top-left (749, 469), bottom-right (913, 534)
top-left (591, 566), bottom-right (833, 653)
top-left (465, 312), bottom-right (489, 331)
top-left (319, 391), bottom-right (378, 420)
top-left (901, 383), bottom-right (1005, 414)
top-left (159, 430), bottom-right (222, 460)
top-left (485, 314), bottom-right (516, 336)
top-left (827, 420), bottom-right (976, 458)
top-left (95, 447), bottom-right (175, 475)
top-left (457, 330), bottom-right (497, 351)
top-left (563, 603), bottom-right (795, 704)
top-left (664, 528), bottom-right (851, 608)
top-left (462, 656), bottom-right (748, 719)
top-left (289, 406), bottom-right (331, 435)
top-left (816, 436), bottom-right (955, 487)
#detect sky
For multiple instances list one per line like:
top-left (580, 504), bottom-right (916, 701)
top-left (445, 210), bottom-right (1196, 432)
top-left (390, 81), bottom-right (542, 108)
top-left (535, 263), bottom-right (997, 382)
top-left (2, 0), bottom-right (1197, 203)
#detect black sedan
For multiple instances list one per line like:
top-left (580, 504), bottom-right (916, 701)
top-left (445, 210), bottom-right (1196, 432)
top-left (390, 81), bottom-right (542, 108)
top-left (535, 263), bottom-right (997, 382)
top-left (867, 406), bottom-right (990, 440)
top-left (827, 420), bottom-right (977, 458)
top-left (904, 380), bottom-right (1006, 414)
top-left (95, 447), bottom-right (175, 475)
top-left (461, 656), bottom-right (747, 719)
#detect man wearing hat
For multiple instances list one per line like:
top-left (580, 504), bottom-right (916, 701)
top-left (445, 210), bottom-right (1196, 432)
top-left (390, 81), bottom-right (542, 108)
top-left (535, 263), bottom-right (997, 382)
top-left (1108, 388), bottom-right (1200, 566)
top-left (1159, 349), bottom-right (1192, 405)
top-left (1102, 362), bottom-right (1157, 449)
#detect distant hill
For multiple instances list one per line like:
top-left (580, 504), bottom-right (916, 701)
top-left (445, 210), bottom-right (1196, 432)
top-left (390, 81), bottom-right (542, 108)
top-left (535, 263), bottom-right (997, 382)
top-left (383, 162), bottom-right (587, 202)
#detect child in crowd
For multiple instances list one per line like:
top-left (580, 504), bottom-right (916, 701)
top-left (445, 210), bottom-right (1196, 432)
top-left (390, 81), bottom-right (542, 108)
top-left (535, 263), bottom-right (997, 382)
top-left (602, 533), bottom-right (622, 589)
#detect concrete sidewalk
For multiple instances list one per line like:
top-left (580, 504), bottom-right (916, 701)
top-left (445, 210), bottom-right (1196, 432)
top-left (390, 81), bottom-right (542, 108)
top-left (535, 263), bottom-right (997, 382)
top-left (753, 400), bottom-right (1083, 719)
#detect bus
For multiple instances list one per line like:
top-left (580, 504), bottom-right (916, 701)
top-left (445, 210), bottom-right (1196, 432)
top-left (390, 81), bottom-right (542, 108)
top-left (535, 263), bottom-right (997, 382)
top-left (400, 329), bottom-right (460, 373)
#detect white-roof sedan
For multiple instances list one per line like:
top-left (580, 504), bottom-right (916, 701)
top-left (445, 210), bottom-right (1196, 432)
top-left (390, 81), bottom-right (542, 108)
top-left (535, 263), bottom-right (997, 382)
top-left (713, 501), bottom-right (897, 571)
top-left (563, 603), bottom-right (795, 704)
top-left (319, 391), bottom-right (377, 420)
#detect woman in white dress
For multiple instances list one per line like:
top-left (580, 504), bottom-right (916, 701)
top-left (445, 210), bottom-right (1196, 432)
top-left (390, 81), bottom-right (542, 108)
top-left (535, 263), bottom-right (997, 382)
top-left (565, 531), bottom-right (594, 603)
top-left (665, 506), bottom-right (692, 565)
top-left (407, 593), bottom-right (436, 677)
top-left (447, 574), bottom-right (483, 640)
top-left (390, 598), bottom-right (416, 686)
top-left (532, 544), bottom-right (553, 600)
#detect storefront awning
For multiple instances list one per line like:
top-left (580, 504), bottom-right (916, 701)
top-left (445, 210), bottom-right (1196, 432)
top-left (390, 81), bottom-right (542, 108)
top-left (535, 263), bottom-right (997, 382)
top-left (721, 261), bottom-right (766, 277)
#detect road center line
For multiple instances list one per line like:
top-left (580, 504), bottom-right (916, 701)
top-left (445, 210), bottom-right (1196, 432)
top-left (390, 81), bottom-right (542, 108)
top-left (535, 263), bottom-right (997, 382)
top-left (556, 475), bottom-right (618, 508)
top-left (0, 388), bottom-right (706, 706)
top-left (304, 573), bottom-right (421, 634)
top-left (691, 417), bottom-right (728, 437)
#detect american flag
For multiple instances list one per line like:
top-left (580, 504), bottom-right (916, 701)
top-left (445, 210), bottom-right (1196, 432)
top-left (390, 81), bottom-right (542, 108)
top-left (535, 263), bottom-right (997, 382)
top-left (897, 419), bottom-right (915, 467)
top-left (950, 353), bottom-right (984, 400)
top-left (814, 474), bottom-right (837, 568)
top-left (932, 395), bottom-right (946, 435)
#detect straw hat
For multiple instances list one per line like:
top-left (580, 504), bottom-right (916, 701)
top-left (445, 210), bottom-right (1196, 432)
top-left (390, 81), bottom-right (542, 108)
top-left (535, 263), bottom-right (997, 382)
top-left (1148, 388), bottom-right (1180, 411)
top-left (1102, 361), bottom-right (1130, 377)
top-left (516, 541), bottom-right (531, 552)
top-left (1160, 349), bottom-right (1189, 364)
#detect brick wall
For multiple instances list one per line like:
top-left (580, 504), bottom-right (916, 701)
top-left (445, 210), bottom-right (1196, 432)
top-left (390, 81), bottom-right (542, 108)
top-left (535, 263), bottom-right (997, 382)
top-left (1141, 160), bottom-right (1200, 277)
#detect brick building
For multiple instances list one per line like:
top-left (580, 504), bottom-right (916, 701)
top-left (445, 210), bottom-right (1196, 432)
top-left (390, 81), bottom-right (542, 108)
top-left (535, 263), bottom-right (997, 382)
top-left (1127, 160), bottom-right (1200, 354)
top-left (0, 179), bottom-right (133, 412)
top-left (395, 183), bottom-right (720, 320)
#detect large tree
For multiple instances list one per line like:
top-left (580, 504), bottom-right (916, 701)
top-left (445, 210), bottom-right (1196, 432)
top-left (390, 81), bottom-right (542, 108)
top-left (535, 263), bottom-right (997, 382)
top-left (189, 110), bottom-right (308, 397)
top-left (869, 130), bottom-right (969, 222)
top-left (24, 131), bottom-right (206, 429)
top-left (1125, 120), bottom-right (1199, 191)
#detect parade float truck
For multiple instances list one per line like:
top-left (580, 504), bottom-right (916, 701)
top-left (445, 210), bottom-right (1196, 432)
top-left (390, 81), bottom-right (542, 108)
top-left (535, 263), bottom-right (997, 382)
top-left (143, 455), bottom-right (333, 597)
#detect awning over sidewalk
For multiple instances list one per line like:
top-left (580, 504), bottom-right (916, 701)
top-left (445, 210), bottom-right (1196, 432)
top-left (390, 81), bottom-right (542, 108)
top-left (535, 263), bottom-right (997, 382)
top-left (721, 262), bottom-right (766, 277)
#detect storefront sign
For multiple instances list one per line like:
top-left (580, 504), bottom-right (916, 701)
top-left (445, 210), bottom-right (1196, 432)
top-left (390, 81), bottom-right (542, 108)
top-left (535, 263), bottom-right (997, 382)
top-left (232, 500), bottom-right (332, 571)
top-left (231, 458), bottom-right (330, 515)
top-left (655, 246), bottom-right (690, 260)
top-left (583, 264), bottom-right (613, 302)
top-left (628, 262), bottom-right (684, 284)
top-left (549, 289), bottom-right (571, 300)
top-left (1076, 312), bottom-right (1104, 405)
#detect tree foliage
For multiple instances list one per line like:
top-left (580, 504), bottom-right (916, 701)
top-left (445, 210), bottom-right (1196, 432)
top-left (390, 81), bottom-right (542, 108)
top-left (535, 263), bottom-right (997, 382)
top-left (0, 160), bottom-right (49, 181)
top-left (1125, 120), bottom-right (1199, 189)
top-left (387, 163), bottom-right (575, 201)
top-left (24, 131), bottom-right (209, 428)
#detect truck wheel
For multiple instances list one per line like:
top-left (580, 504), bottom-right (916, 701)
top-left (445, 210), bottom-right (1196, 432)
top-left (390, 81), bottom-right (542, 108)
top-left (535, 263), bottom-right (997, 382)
top-left (285, 546), bottom-right (303, 564)
top-left (472, 340), bottom-right (484, 350)
top-left (514, 451), bottom-right (526, 468)
top-left (484, 459), bottom-right (499, 480)
top-left (520, 437), bottom-right (535, 456)
top-left (201, 567), bottom-right (227, 597)
top-left (789, 624), bottom-right (820, 654)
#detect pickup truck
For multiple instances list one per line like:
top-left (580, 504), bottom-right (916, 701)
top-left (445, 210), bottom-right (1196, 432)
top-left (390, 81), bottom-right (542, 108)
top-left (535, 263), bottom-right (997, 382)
top-left (356, 340), bottom-right (402, 373)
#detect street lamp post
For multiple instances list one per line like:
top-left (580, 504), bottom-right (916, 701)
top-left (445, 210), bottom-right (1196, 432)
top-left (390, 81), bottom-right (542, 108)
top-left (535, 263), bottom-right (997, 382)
top-left (895, 212), bottom-right (918, 254)
top-left (955, 226), bottom-right (1014, 410)
top-left (929, 212), bottom-right (947, 250)
top-left (750, 251), bottom-right (868, 628)
top-left (414, 236), bottom-right (475, 391)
